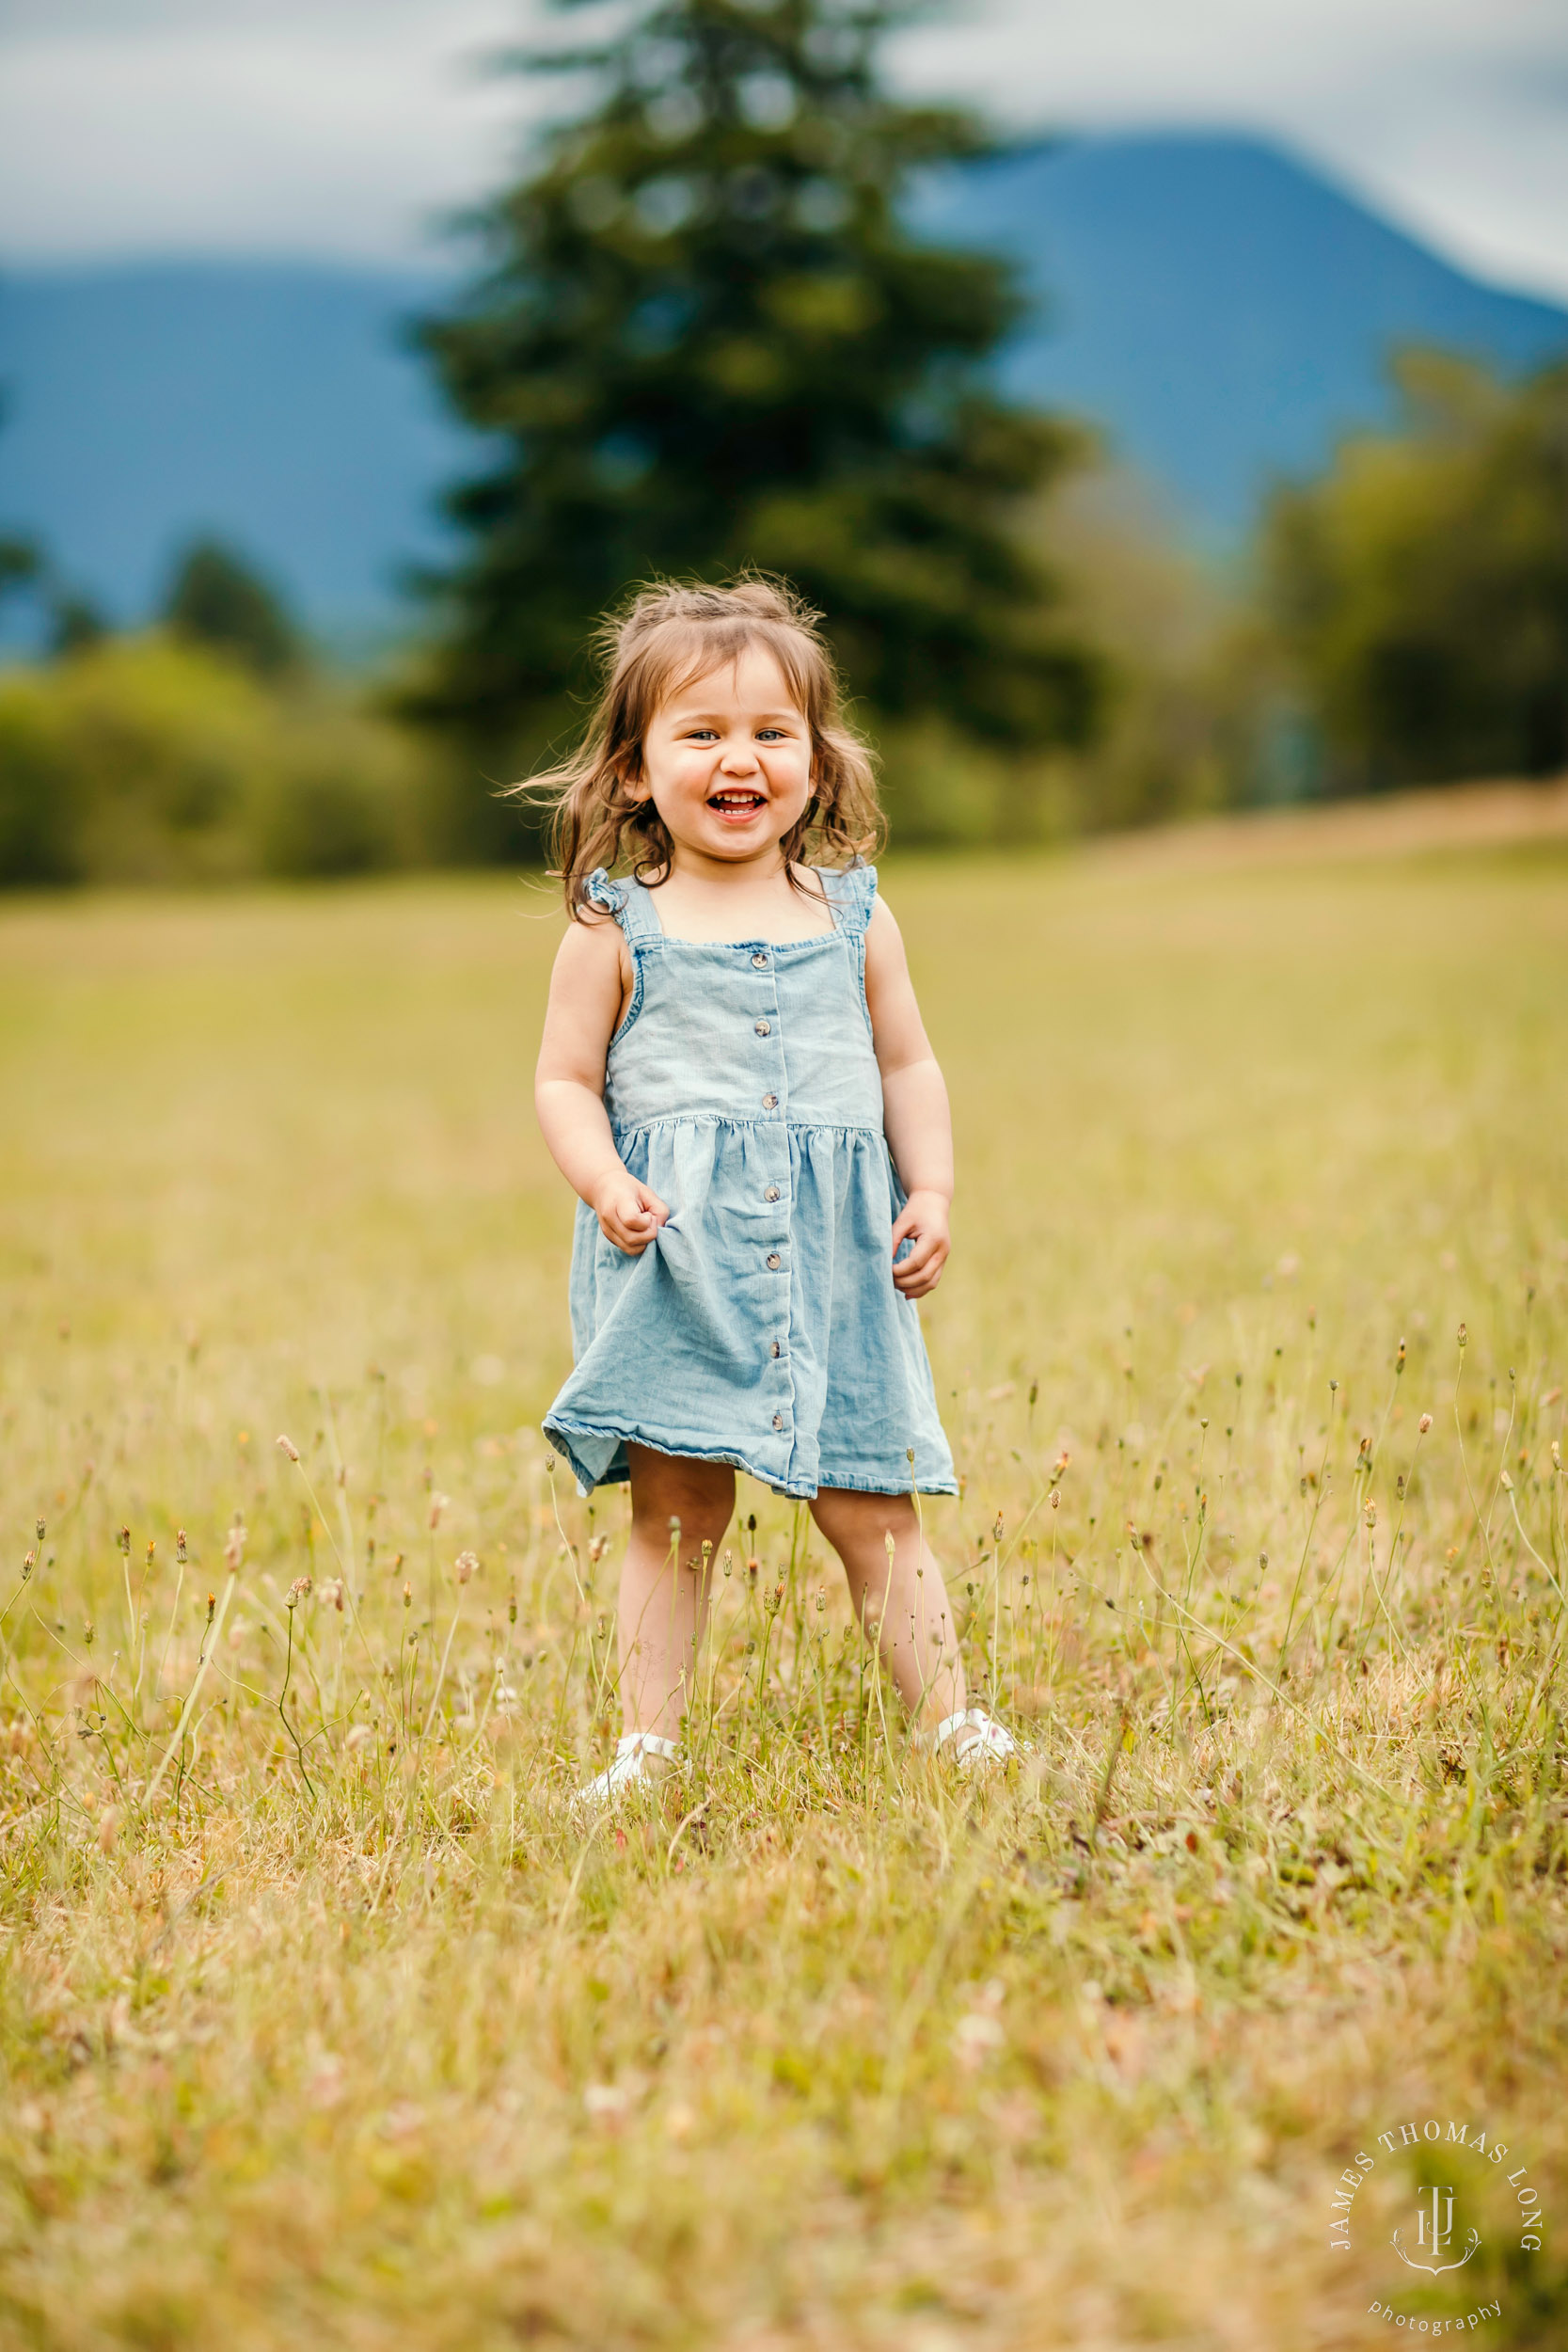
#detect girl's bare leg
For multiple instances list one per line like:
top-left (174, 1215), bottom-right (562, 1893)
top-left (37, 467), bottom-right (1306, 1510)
top-left (808, 1488), bottom-right (968, 1733)
top-left (619, 1445), bottom-right (735, 1738)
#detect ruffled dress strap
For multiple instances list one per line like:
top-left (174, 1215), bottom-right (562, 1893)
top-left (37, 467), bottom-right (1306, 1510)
top-left (582, 866), bottom-right (662, 943)
top-left (820, 863), bottom-right (878, 938)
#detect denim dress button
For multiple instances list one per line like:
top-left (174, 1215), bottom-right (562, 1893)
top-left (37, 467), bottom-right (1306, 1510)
top-left (751, 951), bottom-right (768, 969)
top-left (764, 1184), bottom-right (781, 1202)
top-left (772, 1412), bottom-right (784, 1430)
top-left (766, 1252), bottom-right (782, 1270)
top-left (754, 1018), bottom-right (770, 1036)
top-left (761, 1092), bottom-right (778, 1109)
top-left (769, 1340), bottom-right (782, 1359)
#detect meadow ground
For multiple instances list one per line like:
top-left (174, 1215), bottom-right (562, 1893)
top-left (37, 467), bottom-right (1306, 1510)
top-left (0, 826), bottom-right (1565, 2349)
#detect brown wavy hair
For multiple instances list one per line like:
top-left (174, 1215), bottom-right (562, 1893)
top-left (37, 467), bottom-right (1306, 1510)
top-left (519, 576), bottom-right (884, 918)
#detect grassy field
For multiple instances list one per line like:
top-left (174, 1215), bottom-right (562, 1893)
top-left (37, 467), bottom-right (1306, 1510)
top-left (1, 838), bottom-right (1565, 2349)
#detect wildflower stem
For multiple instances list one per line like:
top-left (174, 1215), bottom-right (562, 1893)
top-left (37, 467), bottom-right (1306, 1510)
top-left (144, 1575), bottom-right (235, 1808)
top-left (276, 1600), bottom-right (319, 1805)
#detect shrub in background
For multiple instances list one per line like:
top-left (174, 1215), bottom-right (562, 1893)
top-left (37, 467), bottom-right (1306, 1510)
top-left (1265, 350), bottom-right (1568, 793)
top-left (0, 674), bottom-right (84, 883)
top-left (254, 719), bottom-right (408, 881)
top-left (0, 635), bottom-right (441, 887)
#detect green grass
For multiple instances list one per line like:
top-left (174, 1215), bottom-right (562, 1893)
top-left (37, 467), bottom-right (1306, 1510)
top-left (0, 850), bottom-right (1565, 2348)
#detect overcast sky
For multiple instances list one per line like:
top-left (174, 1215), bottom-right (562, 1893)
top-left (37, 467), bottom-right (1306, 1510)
top-left (2, 0), bottom-right (1567, 301)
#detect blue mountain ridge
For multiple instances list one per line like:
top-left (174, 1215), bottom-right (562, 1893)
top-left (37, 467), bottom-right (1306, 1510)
top-left (1, 132), bottom-right (1564, 636)
top-left (917, 135), bottom-right (1568, 543)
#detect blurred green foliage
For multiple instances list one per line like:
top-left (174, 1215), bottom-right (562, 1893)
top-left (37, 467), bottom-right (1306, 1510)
top-left (1265, 352), bottom-right (1568, 792)
top-left (1023, 471), bottom-right (1264, 833)
top-left (48, 591), bottom-right (112, 660)
top-left (164, 538), bottom-right (303, 678)
top-left (407, 0), bottom-right (1101, 854)
top-left (0, 532), bottom-right (41, 605)
top-left (0, 635), bottom-right (443, 887)
top-left (7, 321), bottom-right (1565, 889)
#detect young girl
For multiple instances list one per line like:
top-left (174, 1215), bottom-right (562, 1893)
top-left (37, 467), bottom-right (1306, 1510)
top-left (532, 579), bottom-right (1019, 1804)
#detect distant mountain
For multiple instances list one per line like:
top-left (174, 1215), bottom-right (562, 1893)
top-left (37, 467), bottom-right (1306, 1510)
top-left (916, 135), bottom-right (1568, 543)
top-left (2, 132), bottom-right (1565, 637)
top-left (0, 262), bottom-right (455, 646)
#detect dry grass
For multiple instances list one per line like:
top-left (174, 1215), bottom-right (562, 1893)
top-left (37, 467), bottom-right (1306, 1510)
top-left (0, 832), bottom-right (1565, 2348)
top-left (1084, 774), bottom-right (1568, 875)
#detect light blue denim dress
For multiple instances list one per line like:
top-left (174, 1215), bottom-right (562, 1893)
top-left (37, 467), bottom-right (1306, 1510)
top-left (544, 864), bottom-right (958, 1501)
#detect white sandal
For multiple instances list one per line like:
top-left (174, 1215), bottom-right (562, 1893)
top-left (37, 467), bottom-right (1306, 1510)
top-left (576, 1730), bottom-right (682, 1812)
top-left (927, 1707), bottom-right (1023, 1776)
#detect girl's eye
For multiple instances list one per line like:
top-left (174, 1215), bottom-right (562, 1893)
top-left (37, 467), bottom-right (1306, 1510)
top-left (677, 723), bottom-right (796, 743)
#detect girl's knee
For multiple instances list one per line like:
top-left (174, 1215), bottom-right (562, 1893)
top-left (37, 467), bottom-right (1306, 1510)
top-left (627, 1449), bottom-right (735, 1543)
top-left (811, 1486), bottom-right (917, 1549)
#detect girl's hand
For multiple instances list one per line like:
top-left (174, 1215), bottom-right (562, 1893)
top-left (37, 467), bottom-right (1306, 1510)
top-left (594, 1175), bottom-right (671, 1255)
top-left (891, 1189), bottom-right (950, 1297)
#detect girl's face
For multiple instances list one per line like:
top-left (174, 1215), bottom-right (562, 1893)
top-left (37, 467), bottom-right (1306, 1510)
top-left (634, 644), bottom-right (814, 870)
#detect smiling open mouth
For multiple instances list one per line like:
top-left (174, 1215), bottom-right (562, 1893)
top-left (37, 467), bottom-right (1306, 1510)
top-left (707, 789), bottom-right (767, 816)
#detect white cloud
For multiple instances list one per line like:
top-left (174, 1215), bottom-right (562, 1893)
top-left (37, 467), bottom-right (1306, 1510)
top-left (893, 0), bottom-right (1568, 301)
top-left (0, 5), bottom-right (531, 263)
top-left (2, 0), bottom-right (1566, 299)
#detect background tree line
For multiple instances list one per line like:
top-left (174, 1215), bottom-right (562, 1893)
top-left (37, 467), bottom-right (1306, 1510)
top-left (2, 0), bottom-right (1565, 889)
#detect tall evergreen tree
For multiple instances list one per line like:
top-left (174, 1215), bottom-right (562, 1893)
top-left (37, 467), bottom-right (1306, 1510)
top-left (0, 389), bottom-right (41, 613)
top-left (412, 0), bottom-right (1098, 824)
top-left (164, 539), bottom-right (301, 679)
top-left (0, 532), bottom-right (40, 606)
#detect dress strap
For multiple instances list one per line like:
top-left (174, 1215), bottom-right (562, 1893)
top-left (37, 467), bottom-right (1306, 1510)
top-left (820, 863), bottom-right (878, 939)
top-left (582, 866), bottom-right (662, 942)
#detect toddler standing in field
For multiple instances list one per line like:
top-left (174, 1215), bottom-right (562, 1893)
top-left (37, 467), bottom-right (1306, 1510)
top-left (532, 579), bottom-right (1019, 1804)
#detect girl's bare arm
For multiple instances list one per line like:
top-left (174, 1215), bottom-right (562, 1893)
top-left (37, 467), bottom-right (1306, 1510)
top-left (534, 919), bottom-right (669, 1253)
top-left (863, 896), bottom-right (952, 1297)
